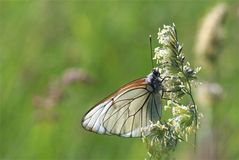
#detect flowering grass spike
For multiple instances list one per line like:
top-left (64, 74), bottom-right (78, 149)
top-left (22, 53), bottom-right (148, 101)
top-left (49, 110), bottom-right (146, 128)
top-left (142, 24), bottom-right (201, 160)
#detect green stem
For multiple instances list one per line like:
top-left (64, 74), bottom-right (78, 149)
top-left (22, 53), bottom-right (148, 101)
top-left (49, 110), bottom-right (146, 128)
top-left (180, 63), bottom-right (198, 154)
top-left (187, 81), bottom-right (197, 153)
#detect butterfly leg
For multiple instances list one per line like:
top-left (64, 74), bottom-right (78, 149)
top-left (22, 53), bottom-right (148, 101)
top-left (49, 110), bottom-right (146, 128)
top-left (160, 76), bottom-right (171, 83)
top-left (161, 94), bottom-right (180, 104)
top-left (161, 89), bottom-right (173, 99)
top-left (161, 88), bottom-right (181, 104)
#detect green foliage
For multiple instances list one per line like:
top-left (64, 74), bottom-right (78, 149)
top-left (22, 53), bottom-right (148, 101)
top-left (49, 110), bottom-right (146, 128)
top-left (0, 1), bottom-right (239, 160)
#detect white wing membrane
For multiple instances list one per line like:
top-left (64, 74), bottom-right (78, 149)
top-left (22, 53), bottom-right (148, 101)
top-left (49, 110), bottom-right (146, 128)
top-left (82, 79), bottom-right (162, 137)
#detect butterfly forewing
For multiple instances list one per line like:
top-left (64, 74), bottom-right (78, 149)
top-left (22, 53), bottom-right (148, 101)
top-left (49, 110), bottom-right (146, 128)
top-left (81, 78), bottom-right (162, 137)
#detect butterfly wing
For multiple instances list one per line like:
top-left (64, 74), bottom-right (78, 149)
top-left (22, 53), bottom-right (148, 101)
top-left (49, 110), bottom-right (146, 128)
top-left (81, 78), bottom-right (162, 137)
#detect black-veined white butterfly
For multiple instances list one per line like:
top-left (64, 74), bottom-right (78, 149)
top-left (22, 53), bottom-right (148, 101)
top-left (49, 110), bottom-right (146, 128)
top-left (81, 68), bottom-right (164, 137)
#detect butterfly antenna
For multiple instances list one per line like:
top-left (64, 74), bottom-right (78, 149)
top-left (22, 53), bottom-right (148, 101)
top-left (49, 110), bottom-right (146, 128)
top-left (149, 35), bottom-right (154, 68)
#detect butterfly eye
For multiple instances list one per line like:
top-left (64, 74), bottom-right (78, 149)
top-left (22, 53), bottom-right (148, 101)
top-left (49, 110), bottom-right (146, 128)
top-left (152, 69), bottom-right (160, 77)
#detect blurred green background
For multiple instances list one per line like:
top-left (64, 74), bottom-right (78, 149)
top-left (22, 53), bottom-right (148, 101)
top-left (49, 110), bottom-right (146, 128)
top-left (1, 1), bottom-right (239, 160)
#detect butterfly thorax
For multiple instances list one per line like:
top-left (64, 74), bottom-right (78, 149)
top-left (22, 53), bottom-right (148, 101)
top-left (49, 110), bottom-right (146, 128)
top-left (146, 69), bottom-right (162, 92)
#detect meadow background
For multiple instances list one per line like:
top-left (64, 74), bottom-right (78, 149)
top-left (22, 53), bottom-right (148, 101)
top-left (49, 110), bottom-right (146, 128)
top-left (1, 1), bottom-right (239, 160)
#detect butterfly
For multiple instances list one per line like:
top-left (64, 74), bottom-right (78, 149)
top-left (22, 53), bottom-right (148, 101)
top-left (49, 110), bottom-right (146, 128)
top-left (81, 68), bottom-right (165, 137)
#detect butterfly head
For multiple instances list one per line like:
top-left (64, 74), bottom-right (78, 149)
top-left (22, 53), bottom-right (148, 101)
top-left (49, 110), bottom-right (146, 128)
top-left (152, 68), bottom-right (160, 78)
top-left (146, 68), bottom-right (162, 92)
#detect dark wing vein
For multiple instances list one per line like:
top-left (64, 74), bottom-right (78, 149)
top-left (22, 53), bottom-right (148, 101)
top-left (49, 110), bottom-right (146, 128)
top-left (102, 90), bottom-right (149, 123)
top-left (153, 94), bottom-right (160, 119)
top-left (150, 96), bottom-right (153, 122)
top-left (84, 103), bottom-right (106, 127)
top-left (108, 106), bottom-right (130, 133)
top-left (114, 87), bottom-right (147, 102)
top-left (117, 93), bottom-right (151, 136)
